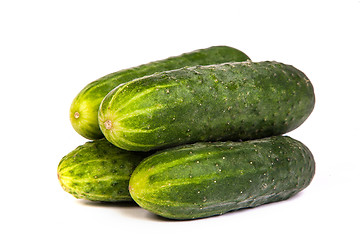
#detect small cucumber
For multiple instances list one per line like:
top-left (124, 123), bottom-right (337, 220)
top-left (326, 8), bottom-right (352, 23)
top-left (57, 139), bottom-right (149, 202)
top-left (70, 46), bottom-right (250, 140)
top-left (99, 61), bottom-right (315, 152)
top-left (129, 136), bottom-right (315, 220)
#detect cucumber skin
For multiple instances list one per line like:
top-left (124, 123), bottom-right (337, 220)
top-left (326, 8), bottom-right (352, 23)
top-left (70, 46), bottom-right (250, 140)
top-left (129, 136), bottom-right (315, 220)
top-left (57, 139), bottom-right (149, 202)
top-left (99, 61), bottom-right (315, 152)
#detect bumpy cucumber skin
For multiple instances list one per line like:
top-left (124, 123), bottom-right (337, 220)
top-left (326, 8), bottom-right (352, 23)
top-left (129, 136), bottom-right (315, 220)
top-left (99, 61), bottom-right (315, 152)
top-left (57, 139), bottom-right (149, 202)
top-left (70, 46), bottom-right (250, 140)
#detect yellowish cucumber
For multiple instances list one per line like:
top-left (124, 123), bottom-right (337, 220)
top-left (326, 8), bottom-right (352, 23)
top-left (57, 139), bottom-right (149, 201)
top-left (70, 46), bottom-right (250, 139)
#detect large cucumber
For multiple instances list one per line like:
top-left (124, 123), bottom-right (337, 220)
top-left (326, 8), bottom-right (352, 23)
top-left (99, 61), bottom-right (315, 152)
top-left (70, 46), bottom-right (250, 140)
top-left (57, 139), bottom-right (149, 202)
top-left (129, 136), bottom-right (315, 220)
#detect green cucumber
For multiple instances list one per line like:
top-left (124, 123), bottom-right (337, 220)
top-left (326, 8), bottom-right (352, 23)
top-left (70, 46), bottom-right (250, 140)
top-left (129, 136), bottom-right (315, 220)
top-left (57, 139), bottom-right (149, 202)
top-left (99, 61), bottom-right (315, 152)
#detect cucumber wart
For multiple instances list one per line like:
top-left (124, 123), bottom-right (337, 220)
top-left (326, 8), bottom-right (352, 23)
top-left (129, 136), bottom-right (315, 220)
top-left (70, 46), bottom-right (250, 140)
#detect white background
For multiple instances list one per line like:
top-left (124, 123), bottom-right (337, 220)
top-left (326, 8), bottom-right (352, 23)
top-left (1, 0), bottom-right (359, 239)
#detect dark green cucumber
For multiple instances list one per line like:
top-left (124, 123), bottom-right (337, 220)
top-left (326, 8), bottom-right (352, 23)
top-left (99, 61), bottom-right (315, 151)
top-left (129, 136), bottom-right (315, 220)
top-left (70, 46), bottom-right (250, 140)
top-left (57, 139), bottom-right (149, 202)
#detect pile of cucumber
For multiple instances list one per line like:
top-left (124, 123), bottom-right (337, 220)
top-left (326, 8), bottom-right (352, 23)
top-left (58, 46), bottom-right (315, 220)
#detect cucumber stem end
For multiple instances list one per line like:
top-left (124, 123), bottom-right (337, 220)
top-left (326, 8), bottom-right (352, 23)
top-left (104, 120), bottom-right (112, 130)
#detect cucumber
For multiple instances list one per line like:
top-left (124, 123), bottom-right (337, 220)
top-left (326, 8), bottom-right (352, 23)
top-left (129, 136), bottom-right (315, 220)
top-left (99, 61), bottom-right (315, 152)
top-left (57, 139), bottom-right (149, 202)
top-left (70, 46), bottom-right (250, 140)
